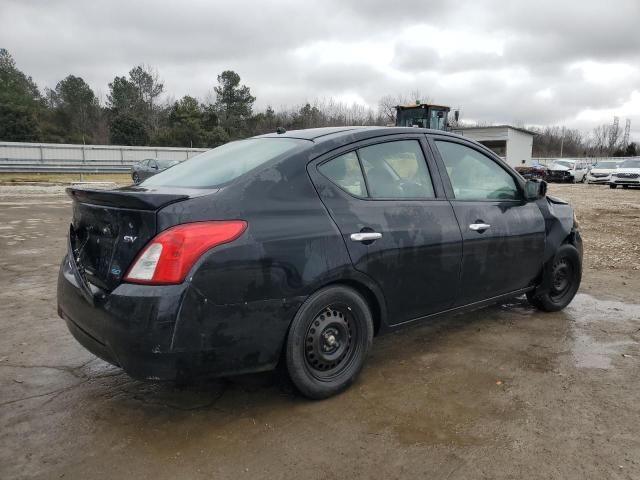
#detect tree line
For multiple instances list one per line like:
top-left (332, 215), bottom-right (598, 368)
top-left (0, 48), bottom-right (636, 157)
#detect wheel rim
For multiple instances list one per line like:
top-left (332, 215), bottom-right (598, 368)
top-left (133, 173), bottom-right (139, 183)
top-left (550, 257), bottom-right (573, 301)
top-left (304, 305), bottom-right (357, 380)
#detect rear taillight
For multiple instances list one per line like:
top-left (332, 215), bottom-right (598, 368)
top-left (124, 221), bottom-right (247, 285)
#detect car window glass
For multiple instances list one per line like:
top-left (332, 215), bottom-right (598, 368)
top-left (358, 140), bottom-right (435, 199)
top-left (435, 141), bottom-right (520, 201)
top-left (318, 152), bottom-right (367, 197)
top-left (141, 159), bottom-right (149, 167)
top-left (142, 138), bottom-right (306, 188)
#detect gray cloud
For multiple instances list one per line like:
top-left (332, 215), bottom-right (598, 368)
top-left (1, 0), bottom-right (639, 140)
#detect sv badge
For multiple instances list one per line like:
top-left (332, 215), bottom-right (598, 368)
top-left (123, 235), bottom-right (137, 244)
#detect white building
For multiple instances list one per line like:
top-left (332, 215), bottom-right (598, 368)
top-left (451, 125), bottom-right (536, 167)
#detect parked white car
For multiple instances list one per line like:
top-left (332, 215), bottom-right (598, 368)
top-left (586, 160), bottom-right (618, 184)
top-left (546, 159), bottom-right (589, 183)
top-left (610, 159), bottom-right (640, 189)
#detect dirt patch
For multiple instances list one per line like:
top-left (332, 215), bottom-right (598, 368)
top-left (547, 183), bottom-right (640, 271)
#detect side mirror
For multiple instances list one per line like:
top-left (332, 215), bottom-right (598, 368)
top-left (525, 179), bottom-right (546, 200)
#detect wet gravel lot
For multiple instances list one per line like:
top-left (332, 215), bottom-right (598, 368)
top-left (1, 183), bottom-right (639, 479)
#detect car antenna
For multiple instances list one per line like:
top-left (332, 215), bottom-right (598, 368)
top-left (276, 127), bottom-right (286, 134)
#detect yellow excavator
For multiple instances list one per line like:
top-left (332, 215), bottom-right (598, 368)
top-left (395, 102), bottom-right (459, 131)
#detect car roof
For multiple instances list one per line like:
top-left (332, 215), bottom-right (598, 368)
top-left (256, 126), bottom-right (462, 143)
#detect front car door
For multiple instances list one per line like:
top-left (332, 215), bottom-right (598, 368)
top-left (145, 159), bottom-right (159, 180)
top-left (428, 136), bottom-right (546, 305)
top-left (309, 135), bottom-right (463, 325)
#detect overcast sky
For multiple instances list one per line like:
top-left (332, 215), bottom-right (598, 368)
top-left (2, 0), bottom-right (639, 140)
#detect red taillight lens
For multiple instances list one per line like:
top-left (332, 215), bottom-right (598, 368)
top-left (124, 221), bottom-right (247, 285)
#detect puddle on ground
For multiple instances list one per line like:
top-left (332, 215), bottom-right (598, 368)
top-left (565, 294), bottom-right (640, 370)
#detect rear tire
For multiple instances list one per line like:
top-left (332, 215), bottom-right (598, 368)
top-left (623, 185), bottom-right (629, 189)
top-left (527, 244), bottom-right (581, 312)
top-left (285, 285), bottom-right (373, 399)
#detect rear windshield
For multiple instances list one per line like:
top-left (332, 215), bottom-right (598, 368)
top-left (142, 138), bottom-right (307, 188)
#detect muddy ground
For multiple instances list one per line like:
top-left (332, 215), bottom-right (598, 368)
top-left (1, 183), bottom-right (639, 479)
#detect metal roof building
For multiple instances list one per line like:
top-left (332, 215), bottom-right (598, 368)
top-left (451, 125), bottom-right (536, 167)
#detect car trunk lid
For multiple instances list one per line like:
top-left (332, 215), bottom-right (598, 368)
top-left (67, 186), bottom-right (211, 292)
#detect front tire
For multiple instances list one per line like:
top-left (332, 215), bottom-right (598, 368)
top-left (132, 172), bottom-right (140, 184)
top-left (610, 184), bottom-right (617, 189)
top-left (527, 244), bottom-right (581, 312)
top-left (285, 285), bottom-right (373, 399)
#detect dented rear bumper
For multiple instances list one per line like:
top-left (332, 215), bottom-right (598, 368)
top-left (57, 255), bottom-right (304, 381)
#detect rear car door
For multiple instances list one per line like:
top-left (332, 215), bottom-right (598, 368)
top-left (309, 135), bottom-right (462, 325)
top-left (428, 136), bottom-right (545, 305)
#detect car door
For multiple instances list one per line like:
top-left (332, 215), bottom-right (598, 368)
top-left (428, 136), bottom-right (545, 305)
top-left (136, 159), bottom-right (148, 176)
top-left (308, 135), bottom-right (463, 325)
top-left (145, 159), bottom-right (158, 180)
top-left (574, 162), bottom-right (582, 181)
top-left (136, 159), bottom-right (148, 179)
top-left (579, 162), bottom-right (587, 181)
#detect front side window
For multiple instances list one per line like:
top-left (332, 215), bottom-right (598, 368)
top-left (358, 140), bottom-right (435, 199)
top-left (318, 152), bottom-right (367, 197)
top-left (142, 138), bottom-right (306, 188)
top-left (435, 141), bottom-right (520, 201)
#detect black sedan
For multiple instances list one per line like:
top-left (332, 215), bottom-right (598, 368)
top-left (58, 127), bottom-right (582, 399)
top-left (131, 158), bottom-right (180, 184)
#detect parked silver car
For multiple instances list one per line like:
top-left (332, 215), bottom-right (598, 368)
top-left (586, 160), bottom-right (618, 184)
top-left (131, 158), bottom-right (180, 184)
top-left (610, 159), bottom-right (640, 189)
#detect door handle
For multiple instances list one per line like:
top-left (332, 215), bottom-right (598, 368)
top-left (350, 232), bottom-right (382, 242)
top-left (469, 223), bottom-right (491, 231)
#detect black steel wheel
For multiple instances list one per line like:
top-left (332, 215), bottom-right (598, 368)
top-left (286, 285), bottom-right (373, 399)
top-left (527, 243), bottom-right (581, 312)
top-left (549, 257), bottom-right (574, 303)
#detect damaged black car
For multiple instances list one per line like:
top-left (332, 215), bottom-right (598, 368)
top-left (57, 127), bottom-right (582, 399)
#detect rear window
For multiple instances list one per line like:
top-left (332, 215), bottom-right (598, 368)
top-left (142, 138), bottom-right (306, 188)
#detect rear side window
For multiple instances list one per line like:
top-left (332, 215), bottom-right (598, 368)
top-left (142, 138), bottom-right (306, 188)
top-left (318, 140), bottom-right (435, 199)
top-left (318, 152), bottom-right (367, 197)
top-left (358, 140), bottom-right (435, 199)
top-left (435, 141), bottom-right (519, 201)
